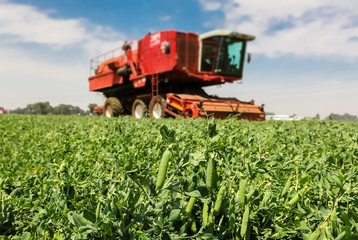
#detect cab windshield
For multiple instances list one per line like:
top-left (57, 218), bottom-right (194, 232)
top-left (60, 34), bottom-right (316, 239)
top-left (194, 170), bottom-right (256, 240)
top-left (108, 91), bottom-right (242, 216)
top-left (200, 36), bottom-right (246, 78)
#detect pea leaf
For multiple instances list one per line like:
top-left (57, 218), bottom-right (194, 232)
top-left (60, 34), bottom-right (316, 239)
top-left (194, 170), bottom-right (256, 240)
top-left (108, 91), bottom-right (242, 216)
top-left (168, 209), bottom-right (181, 222)
top-left (184, 190), bottom-right (201, 198)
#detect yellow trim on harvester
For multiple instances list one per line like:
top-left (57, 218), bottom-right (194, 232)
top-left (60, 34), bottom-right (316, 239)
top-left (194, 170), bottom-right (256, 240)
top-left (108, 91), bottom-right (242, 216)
top-left (170, 102), bottom-right (183, 111)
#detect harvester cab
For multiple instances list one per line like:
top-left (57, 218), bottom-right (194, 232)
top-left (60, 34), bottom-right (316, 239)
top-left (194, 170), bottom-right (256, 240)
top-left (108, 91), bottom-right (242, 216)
top-left (199, 30), bottom-right (255, 79)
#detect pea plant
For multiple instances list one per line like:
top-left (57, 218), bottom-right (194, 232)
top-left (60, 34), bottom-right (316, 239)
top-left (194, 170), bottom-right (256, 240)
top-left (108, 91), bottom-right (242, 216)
top-left (0, 115), bottom-right (357, 239)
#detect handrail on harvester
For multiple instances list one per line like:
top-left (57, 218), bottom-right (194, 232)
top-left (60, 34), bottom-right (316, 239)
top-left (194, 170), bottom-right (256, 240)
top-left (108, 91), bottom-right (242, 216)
top-left (89, 47), bottom-right (123, 76)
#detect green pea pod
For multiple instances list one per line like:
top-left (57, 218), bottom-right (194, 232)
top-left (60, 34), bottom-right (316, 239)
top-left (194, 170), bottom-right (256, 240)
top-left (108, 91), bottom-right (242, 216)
top-left (241, 206), bottom-right (250, 238)
top-left (155, 149), bottom-right (172, 191)
top-left (191, 221), bottom-right (197, 233)
top-left (330, 208), bottom-right (337, 234)
top-left (238, 179), bottom-right (247, 207)
top-left (228, 196), bottom-right (236, 231)
top-left (261, 188), bottom-right (271, 206)
top-left (287, 193), bottom-right (299, 206)
top-left (213, 184), bottom-right (226, 216)
top-left (202, 203), bottom-right (209, 228)
top-left (281, 178), bottom-right (291, 197)
top-left (185, 197), bottom-right (196, 215)
top-left (207, 207), bottom-right (214, 228)
top-left (95, 202), bottom-right (101, 222)
top-left (206, 158), bottom-right (215, 191)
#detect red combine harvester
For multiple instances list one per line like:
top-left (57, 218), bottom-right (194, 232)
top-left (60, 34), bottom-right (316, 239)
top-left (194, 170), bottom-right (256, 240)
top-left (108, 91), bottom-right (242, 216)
top-left (89, 30), bottom-right (265, 120)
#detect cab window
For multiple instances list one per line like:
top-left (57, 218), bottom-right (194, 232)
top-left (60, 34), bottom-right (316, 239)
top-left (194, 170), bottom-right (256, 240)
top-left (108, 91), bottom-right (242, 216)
top-left (215, 39), bottom-right (245, 77)
top-left (200, 41), bottom-right (218, 72)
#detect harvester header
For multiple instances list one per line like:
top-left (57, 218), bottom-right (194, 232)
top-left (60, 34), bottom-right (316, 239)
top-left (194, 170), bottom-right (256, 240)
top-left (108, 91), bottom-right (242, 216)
top-left (89, 29), bottom-right (265, 120)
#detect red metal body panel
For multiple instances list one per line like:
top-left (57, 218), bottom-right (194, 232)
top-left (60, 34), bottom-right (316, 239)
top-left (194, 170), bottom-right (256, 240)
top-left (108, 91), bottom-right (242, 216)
top-left (138, 31), bottom-right (177, 74)
top-left (89, 73), bottom-right (120, 91)
top-left (88, 30), bottom-right (225, 92)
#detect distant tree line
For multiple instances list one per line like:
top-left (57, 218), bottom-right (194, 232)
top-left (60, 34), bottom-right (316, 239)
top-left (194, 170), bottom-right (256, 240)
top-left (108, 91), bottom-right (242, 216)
top-left (326, 113), bottom-right (358, 122)
top-left (6, 102), bottom-right (98, 116)
top-left (2, 104), bottom-right (357, 121)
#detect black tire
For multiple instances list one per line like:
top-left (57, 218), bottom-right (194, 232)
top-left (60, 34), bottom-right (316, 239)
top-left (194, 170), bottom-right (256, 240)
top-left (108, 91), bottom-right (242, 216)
top-left (132, 99), bottom-right (148, 119)
top-left (103, 97), bottom-right (123, 117)
top-left (149, 96), bottom-right (166, 119)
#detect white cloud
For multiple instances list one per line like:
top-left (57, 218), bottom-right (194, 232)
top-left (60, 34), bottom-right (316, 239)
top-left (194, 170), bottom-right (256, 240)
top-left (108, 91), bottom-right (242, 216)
top-left (0, 44), bottom-right (104, 109)
top-left (199, 0), bottom-right (222, 11)
top-left (199, 0), bottom-right (358, 58)
top-left (159, 15), bottom-right (172, 22)
top-left (0, 1), bottom-right (126, 55)
top-left (0, 1), bottom-right (126, 110)
top-left (0, 4), bottom-right (84, 46)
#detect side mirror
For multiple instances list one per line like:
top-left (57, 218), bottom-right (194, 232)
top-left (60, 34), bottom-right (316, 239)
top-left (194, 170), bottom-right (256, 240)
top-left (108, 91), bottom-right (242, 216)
top-left (247, 53), bottom-right (252, 63)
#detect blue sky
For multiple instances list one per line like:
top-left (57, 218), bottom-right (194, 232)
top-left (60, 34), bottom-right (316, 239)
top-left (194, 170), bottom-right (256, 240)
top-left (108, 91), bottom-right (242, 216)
top-left (0, 0), bottom-right (357, 118)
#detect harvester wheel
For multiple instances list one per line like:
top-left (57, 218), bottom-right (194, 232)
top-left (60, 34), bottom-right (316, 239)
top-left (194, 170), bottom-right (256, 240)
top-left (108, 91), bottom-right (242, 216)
top-left (103, 97), bottom-right (123, 118)
top-left (132, 99), bottom-right (148, 119)
top-left (149, 96), bottom-right (166, 119)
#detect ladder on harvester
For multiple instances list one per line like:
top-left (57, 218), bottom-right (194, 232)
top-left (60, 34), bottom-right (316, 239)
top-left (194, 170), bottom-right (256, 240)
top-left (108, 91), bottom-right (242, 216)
top-left (151, 73), bottom-right (159, 100)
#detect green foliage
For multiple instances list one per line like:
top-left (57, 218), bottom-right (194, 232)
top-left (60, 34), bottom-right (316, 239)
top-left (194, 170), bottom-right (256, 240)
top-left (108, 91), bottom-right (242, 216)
top-left (0, 115), bottom-right (358, 239)
top-left (326, 113), bottom-right (358, 122)
top-left (88, 103), bottom-right (98, 113)
top-left (25, 102), bottom-right (53, 115)
top-left (52, 104), bottom-right (83, 115)
top-left (9, 102), bottom-right (86, 115)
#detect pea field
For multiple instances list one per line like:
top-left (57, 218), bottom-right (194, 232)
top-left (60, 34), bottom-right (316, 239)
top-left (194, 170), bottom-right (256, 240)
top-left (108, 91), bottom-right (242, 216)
top-left (1, 115), bottom-right (358, 240)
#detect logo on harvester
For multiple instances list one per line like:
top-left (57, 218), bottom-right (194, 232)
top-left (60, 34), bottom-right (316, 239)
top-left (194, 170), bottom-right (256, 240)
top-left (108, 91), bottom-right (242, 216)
top-left (150, 32), bottom-right (161, 47)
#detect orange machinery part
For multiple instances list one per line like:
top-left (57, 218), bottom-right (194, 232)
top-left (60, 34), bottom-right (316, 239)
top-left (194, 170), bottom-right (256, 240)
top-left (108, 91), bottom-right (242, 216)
top-left (93, 106), bottom-right (104, 115)
top-left (165, 93), bottom-right (265, 121)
